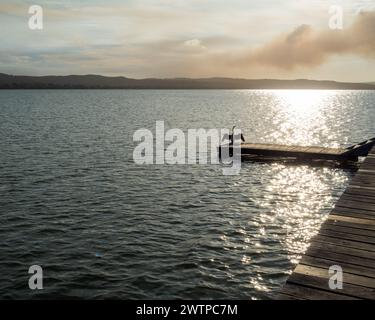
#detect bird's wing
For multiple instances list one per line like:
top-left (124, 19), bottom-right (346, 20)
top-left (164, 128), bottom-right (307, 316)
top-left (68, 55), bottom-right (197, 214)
top-left (222, 133), bottom-right (229, 141)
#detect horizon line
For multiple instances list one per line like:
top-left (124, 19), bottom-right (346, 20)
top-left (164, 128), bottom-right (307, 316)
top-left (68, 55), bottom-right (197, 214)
top-left (1, 73), bottom-right (374, 84)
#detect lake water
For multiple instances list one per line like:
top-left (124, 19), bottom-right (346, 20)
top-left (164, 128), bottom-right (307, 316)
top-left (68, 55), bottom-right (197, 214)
top-left (1, 89), bottom-right (375, 299)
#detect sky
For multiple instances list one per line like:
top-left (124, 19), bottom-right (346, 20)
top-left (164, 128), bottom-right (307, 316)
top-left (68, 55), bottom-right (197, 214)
top-left (0, 0), bottom-right (375, 81)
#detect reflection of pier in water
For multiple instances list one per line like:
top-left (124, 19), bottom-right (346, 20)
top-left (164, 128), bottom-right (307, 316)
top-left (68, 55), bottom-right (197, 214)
top-left (278, 145), bottom-right (375, 300)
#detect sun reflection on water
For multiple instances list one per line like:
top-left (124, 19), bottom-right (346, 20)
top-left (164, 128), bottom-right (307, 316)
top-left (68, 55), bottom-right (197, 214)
top-left (255, 163), bottom-right (348, 264)
top-left (276, 90), bottom-right (330, 114)
top-left (215, 159), bottom-right (350, 298)
top-left (264, 90), bottom-right (342, 147)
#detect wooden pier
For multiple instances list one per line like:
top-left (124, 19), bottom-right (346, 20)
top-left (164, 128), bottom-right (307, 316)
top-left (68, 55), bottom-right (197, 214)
top-left (219, 137), bottom-right (375, 162)
top-left (278, 146), bottom-right (375, 300)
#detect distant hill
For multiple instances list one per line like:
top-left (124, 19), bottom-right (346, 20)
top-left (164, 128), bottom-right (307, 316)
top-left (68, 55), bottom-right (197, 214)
top-left (1, 73), bottom-right (375, 90)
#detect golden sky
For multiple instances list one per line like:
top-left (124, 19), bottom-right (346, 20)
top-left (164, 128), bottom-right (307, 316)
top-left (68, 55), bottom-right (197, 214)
top-left (1, 0), bottom-right (375, 81)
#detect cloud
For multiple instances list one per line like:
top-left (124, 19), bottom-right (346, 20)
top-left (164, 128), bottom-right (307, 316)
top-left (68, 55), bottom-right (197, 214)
top-left (183, 39), bottom-right (204, 48)
top-left (1, 2), bottom-right (375, 80)
top-left (239, 11), bottom-right (375, 70)
top-left (133, 12), bottom-right (375, 78)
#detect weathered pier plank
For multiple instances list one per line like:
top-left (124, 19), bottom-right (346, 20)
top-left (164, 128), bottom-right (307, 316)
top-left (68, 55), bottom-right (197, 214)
top-left (278, 146), bottom-right (375, 300)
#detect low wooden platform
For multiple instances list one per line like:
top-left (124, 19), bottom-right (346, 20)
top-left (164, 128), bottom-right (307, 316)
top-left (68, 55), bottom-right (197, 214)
top-left (239, 143), bottom-right (348, 161)
top-left (278, 146), bottom-right (375, 300)
top-left (219, 137), bottom-right (375, 162)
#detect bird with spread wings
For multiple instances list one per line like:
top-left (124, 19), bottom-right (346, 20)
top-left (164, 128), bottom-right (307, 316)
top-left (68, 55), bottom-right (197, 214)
top-left (222, 126), bottom-right (245, 145)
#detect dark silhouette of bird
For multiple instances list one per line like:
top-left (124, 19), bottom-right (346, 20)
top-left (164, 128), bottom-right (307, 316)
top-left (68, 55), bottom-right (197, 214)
top-left (222, 126), bottom-right (245, 145)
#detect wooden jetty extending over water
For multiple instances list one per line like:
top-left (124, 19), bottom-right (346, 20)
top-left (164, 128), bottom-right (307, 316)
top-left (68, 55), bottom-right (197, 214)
top-left (278, 145), bottom-right (375, 300)
top-left (219, 137), bottom-right (375, 162)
